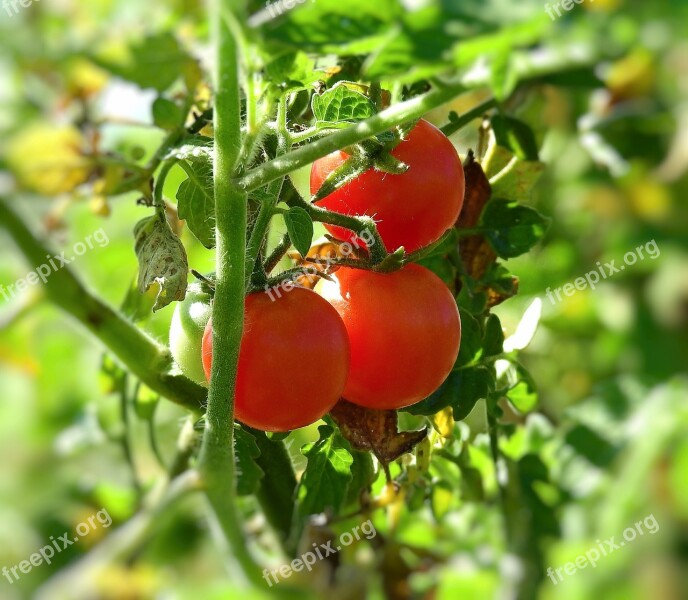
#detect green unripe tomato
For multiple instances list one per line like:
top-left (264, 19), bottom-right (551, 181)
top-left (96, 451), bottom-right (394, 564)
top-left (169, 283), bottom-right (212, 386)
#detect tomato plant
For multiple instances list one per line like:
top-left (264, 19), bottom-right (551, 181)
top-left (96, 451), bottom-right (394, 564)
top-left (201, 288), bottom-right (349, 432)
top-left (311, 119), bottom-right (465, 253)
top-left (318, 263), bottom-right (461, 409)
top-left (2, 0), bottom-right (683, 598)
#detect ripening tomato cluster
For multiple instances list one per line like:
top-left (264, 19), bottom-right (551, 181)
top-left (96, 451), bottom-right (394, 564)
top-left (173, 120), bottom-right (464, 432)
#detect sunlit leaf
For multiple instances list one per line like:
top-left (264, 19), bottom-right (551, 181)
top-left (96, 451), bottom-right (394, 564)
top-left (297, 425), bottom-right (353, 517)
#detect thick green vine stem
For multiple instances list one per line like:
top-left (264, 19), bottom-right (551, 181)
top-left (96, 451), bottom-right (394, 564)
top-left (195, 1), bottom-right (265, 588)
top-left (0, 198), bottom-right (206, 412)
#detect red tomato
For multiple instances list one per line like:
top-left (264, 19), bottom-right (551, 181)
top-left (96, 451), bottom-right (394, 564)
top-left (202, 288), bottom-right (350, 432)
top-left (311, 119), bottom-right (465, 253)
top-left (318, 263), bottom-right (461, 410)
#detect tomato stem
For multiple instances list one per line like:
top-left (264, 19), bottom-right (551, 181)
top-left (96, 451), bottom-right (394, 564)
top-left (263, 233), bottom-right (292, 274)
top-left (0, 197), bottom-right (206, 411)
top-left (245, 96), bottom-right (289, 287)
top-left (196, 1), bottom-right (266, 588)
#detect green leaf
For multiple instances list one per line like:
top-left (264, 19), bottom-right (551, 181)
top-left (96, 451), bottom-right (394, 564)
top-left (406, 365), bottom-right (495, 420)
top-left (345, 450), bottom-right (377, 506)
top-left (419, 255), bottom-right (457, 289)
top-left (297, 425), bottom-right (353, 517)
top-left (456, 284), bottom-right (488, 316)
top-left (479, 198), bottom-right (549, 259)
top-left (176, 159), bottom-right (216, 249)
top-left (265, 51), bottom-right (318, 88)
top-left (506, 363), bottom-right (538, 413)
top-left (283, 207), bottom-right (314, 257)
top-left (363, 6), bottom-right (456, 81)
top-left (453, 17), bottom-right (548, 68)
top-left (457, 311), bottom-right (483, 367)
top-left (96, 32), bottom-right (192, 92)
top-left (490, 52), bottom-right (518, 101)
top-left (564, 424), bottom-right (617, 468)
top-left (483, 314), bottom-right (505, 357)
top-left (312, 84), bottom-right (376, 124)
top-left (490, 115), bottom-right (539, 161)
top-left (152, 97), bottom-right (183, 131)
top-left (234, 427), bottom-right (266, 496)
top-left (134, 213), bottom-right (188, 312)
top-left (257, 0), bottom-right (400, 54)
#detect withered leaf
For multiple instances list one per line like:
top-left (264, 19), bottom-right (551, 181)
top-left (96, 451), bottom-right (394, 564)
top-left (330, 399), bottom-right (427, 466)
top-left (456, 152), bottom-right (497, 283)
top-left (134, 212), bottom-right (188, 312)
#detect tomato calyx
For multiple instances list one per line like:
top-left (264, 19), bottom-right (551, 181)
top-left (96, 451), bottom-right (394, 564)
top-left (311, 141), bottom-right (409, 203)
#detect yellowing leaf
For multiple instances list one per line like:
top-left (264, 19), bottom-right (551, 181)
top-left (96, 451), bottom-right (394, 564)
top-left (64, 58), bottom-right (109, 97)
top-left (7, 125), bottom-right (92, 195)
top-left (432, 407), bottom-right (455, 438)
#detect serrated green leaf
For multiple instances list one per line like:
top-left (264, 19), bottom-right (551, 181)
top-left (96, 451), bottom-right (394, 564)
top-left (234, 427), bottom-right (266, 496)
top-left (480, 198), bottom-right (549, 259)
top-left (134, 213), bottom-right (188, 312)
top-left (284, 206), bottom-right (314, 257)
top-left (297, 425), bottom-right (353, 517)
top-left (406, 366), bottom-right (495, 420)
top-left (312, 84), bottom-right (376, 124)
top-left (176, 159), bottom-right (216, 249)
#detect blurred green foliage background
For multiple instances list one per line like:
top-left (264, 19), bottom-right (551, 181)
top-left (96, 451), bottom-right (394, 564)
top-left (1, 0), bottom-right (687, 599)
